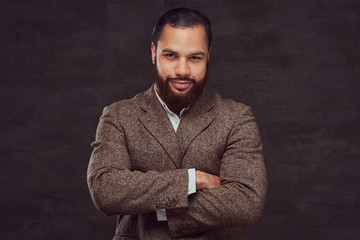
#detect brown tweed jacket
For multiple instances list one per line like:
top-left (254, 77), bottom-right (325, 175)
top-left (87, 86), bottom-right (267, 239)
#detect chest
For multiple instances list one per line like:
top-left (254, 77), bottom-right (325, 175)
top-left (124, 117), bottom-right (228, 176)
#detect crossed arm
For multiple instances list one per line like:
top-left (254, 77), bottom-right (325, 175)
top-left (87, 105), bottom-right (267, 238)
top-left (195, 170), bottom-right (221, 190)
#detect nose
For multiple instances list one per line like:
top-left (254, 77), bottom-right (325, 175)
top-left (175, 58), bottom-right (190, 76)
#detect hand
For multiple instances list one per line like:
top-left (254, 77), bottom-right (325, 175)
top-left (195, 170), bottom-right (221, 190)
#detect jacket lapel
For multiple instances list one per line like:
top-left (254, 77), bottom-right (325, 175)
top-left (136, 86), bottom-right (182, 168)
top-left (176, 89), bottom-right (216, 162)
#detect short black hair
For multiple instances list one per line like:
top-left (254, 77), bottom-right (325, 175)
top-left (152, 7), bottom-right (212, 49)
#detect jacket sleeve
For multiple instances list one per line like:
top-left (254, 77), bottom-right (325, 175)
top-left (166, 106), bottom-right (267, 238)
top-left (87, 106), bottom-right (189, 216)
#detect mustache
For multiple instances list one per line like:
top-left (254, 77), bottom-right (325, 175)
top-left (166, 76), bottom-right (196, 83)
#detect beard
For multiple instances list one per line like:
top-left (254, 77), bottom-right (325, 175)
top-left (153, 63), bottom-right (209, 110)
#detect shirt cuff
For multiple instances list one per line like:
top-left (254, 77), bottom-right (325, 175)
top-left (188, 168), bottom-right (196, 195)
top-left (156, 209), bottom-right (167, 221)
top-left (156, 169), bottom-right (196, 222)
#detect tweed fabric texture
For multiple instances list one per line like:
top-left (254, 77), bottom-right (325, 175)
top-left (87, 86), bottom-right (267, 239)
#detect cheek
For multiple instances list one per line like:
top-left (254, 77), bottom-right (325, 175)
top-left (157, 59), bottom-right (174, 76)
top-left (192, 63), bottom-right (207, 78)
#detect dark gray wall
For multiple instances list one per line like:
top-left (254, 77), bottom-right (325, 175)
top-left (1, 0), bottom-right (359, 239)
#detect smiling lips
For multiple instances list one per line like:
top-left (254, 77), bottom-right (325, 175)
top-left (170, 80), bottom-right (193, 91)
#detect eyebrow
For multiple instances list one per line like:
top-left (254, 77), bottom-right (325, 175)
top-left (162, 48), bottom-right (206, 56)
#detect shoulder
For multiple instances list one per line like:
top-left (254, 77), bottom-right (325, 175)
top-left (100, 89), bottom-right (149, 119)
top-left (208, 90), bottom-right (260, 139)
top-left (207, 89), bottom-right (254, 119)
top-left (107, 97), bottom-right (138, 114)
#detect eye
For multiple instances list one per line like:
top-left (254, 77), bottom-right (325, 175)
top-left (165, 54), bottom-right (176, 59)
top-left (190, 56), bottom-right (202, 61)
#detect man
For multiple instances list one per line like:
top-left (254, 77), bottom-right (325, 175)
top-left (87, 7), bottom-right (267, 240)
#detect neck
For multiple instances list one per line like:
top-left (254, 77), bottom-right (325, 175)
top-left (154, 85), bottom-right (188, 116)
top-left (167, 104), bottom-right (183, 117)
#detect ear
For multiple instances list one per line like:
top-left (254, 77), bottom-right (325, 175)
top-left (207, 45), bottom-right (212, 61)
top-left (151, 42), bottom-right (156, 64)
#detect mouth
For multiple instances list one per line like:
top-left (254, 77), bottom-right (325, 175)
top-left (169, 80), bottom-right (193, 92)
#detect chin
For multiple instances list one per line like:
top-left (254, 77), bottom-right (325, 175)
top-left (153, 62), bottom-right (209, 109)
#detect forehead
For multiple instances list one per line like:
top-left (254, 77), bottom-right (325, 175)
top-left (157, 24), bottom-right (208, 53)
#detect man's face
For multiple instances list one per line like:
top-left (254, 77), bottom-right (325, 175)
top-left (151, 24), bottom-right (211, 109)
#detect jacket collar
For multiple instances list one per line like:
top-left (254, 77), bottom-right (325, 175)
top-left (135, 84), bottom-right (216, 168)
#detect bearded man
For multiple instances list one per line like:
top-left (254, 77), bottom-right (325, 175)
top-left (87, 7), bottom-right (267, 240)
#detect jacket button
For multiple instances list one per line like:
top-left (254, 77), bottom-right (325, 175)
top-left (156, 202), bottom-right (166, 208)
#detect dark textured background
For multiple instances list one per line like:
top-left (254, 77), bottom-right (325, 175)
top-left (1, 0), bottom-right (359, 239)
